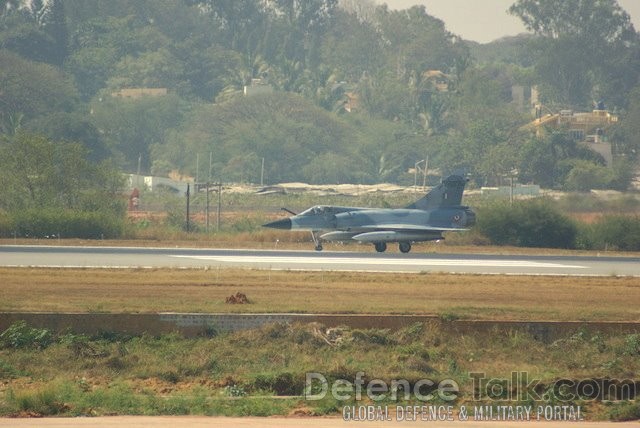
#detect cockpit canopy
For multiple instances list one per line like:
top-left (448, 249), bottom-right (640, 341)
top-left (298, 206), bottom-right (359, 216)
top-left (299, 205), bottom-right (329, 216)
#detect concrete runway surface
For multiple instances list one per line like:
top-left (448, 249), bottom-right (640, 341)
top-left (1, 245), bottom-right (640, 276)
top-left (0, 417), bottom-right (638, 427)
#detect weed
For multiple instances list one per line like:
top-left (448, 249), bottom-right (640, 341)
top-left (0, 324), bottom-right (639, 419)
top-left (105, 356), bottom-right (127, 371)
top-left (393, 322), bottom-right (424, 343)
top-left (607, 401), bottom-right (640, 421)
top-left (439, 312), bottom-right (460, 322)
top-left (159, 370), bottom-right (181, 384)
top-left (252, 372), bottom-right (301, 395)
top-left (7, 386), bottom-right (70, 416)
top-left (590, 333), bottom-right (607, 353)
top-left (622, 334), bottom-right (640, 356)
top-left (0, 359), bottom-right (26, 378)
top-left (0, 321), bottom-right (53, 350)
top-left (224, 384), bottom-right (247, 397)
top-left (351, 328), bottom-right (394, 345)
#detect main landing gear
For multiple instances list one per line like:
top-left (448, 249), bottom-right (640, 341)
top-left (311, 231), bottom-right (323, 251)
top-left (374, 242), bottom-right (387, 253)
top-left (374, 241), bottom-right (412, 253)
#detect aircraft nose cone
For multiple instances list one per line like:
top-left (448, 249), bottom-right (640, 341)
top-left (262, 218), bottom-right (292, 230)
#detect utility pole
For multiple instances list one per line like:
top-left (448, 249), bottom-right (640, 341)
top-left (216, 183), bottom-right (222, 232)
top-left (414, 159), bottom-right (425, 194)
top-left (260, 157), bottom-right (265, 186)
top-left (209, 152), bottom-right (213, 182)
top-left (196, 153), bottom-right (199, 183)
top-left (136, 153), bottom-right (142, 188)
top-left (510, 176), bottom-right (514, 206)
top-left (186, 184), bottom-right (190, 232)
top-left (205, 183), bottom-right (210, 233)
top-left (422, 155), bottom-right (429, 190)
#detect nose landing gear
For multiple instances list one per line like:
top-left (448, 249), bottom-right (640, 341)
top-left (311, 231), bottom-right (323, 251)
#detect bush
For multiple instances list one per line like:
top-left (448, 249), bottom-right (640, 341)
top-left (477, 199), bottom-right (577, 248)
top-left (8, 208), bottom-right (124, 239)
top-left (8, 386), bottom-right (70, 416)
top-left (587, 215), bottom-right (640, 251)
top-left (608, 402), bottom-right (640, 421)
top-left (0, 321), bottom-right (53, 350)
top-left (252, 372), bottom-right (302, 396)
top-left (0, 210), bottom-right (16, 237)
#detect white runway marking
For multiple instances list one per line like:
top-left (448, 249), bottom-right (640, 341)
top-left (170, 255), bottom-right (587, 269)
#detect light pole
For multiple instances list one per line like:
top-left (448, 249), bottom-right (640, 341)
top-left (414, 159), bottom-right (425, 193)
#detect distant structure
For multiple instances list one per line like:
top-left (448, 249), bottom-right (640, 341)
top-left (127, 174), bottom-right (189, 196)
top-left (521, 103), bottom-right (618, 166)
top-left (510, 85), bottom-right (540, 112)
top-left (111, 88), bottom-right (168, 99)
top-left (421, 70), bottom-right (451, 92)
top-left (343, 91), bottom-right (359, 112)
top-left (243, 78), bottom-right (273, 96)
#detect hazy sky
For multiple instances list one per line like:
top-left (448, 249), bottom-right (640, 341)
top-left (381, 0), bottom-right (640, 43)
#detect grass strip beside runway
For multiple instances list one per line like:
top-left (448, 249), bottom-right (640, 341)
top-left (1, 267), bottom-right (639, 321)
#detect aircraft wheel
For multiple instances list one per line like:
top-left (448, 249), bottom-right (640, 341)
top-left (374, 242), bottom-right (387, 253)
top-left (399, 242), bottom-right (411, 253)
top-left (315, 244), bottom-right (323, 251)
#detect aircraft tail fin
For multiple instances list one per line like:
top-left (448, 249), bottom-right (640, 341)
top-left (406, 175), bottom-right (468, 210)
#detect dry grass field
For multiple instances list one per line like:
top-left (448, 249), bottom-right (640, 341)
top-left (1, 267), bottom-right (639, 321)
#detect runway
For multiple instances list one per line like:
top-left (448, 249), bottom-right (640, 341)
top-left (1, 245), bottom-right (639, 276)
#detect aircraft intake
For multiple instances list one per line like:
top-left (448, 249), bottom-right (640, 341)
top-left (464, 208), bottom-right (476, 226)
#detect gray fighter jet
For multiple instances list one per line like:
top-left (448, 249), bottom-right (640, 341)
top-left (262, 175), bottom-right (475, 253)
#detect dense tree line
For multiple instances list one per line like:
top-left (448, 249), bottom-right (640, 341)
top-left (0, 0), bottom-right (639, 191)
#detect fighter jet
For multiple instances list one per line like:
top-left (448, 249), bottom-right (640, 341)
top-left (262, 174), bottom-right (475, 253)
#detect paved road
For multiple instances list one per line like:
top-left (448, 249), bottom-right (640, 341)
top-left (1, 245), bottom-right (639, 276)
top-left (1, 417), bottom-right (637, 427)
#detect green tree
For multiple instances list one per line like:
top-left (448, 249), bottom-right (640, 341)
top-left (509, 0), bottom-right (638, 108)
top-left (0, 50), bottom-right (79, 124)
top-left (562, 159), bottom-right (614, 191)
top-left (0, 5), bottom-right (57, 64)
top-left (0, 0), bottom-right (68, 65)
top-left (0, 132), bottom-right (122, 212)
top-left (40, 0), bottom-right (68, 66)
top-left (375, 5), bottom-right (467, 77)
top-left (613, 85), bottom-right (640, 157)
top-left (319, 9), bottom-right (386, 82)
top-left (517, 130), bottom-right (606, 188)
top-left (152, 93), bottom-right (357, 184)
top-left (90, 93), bottom-right (183, 172)
top-left (25, 111), bottom-right (109, 161)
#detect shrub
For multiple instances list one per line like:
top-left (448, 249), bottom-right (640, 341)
top-left (10, 208), bottom-right (124, 239)
top-left (0, 210), bottom-right (16, 237)
top-left (0, 359), bottom-right (25, 378)
top-left (588, 215), bottom-right (640, 251)
top-left (622, 334), bottom-right (640, 356)
top-left (9, 387), bottom-right (70, 416)
top-left (0, 321), bottom-right (53, 350)
top-left (252, 372), bottom-right (302, 396)
top-left (608, 402), bottom-right (640, 421)
top-left (477, 199), bottom-right (577, 248)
